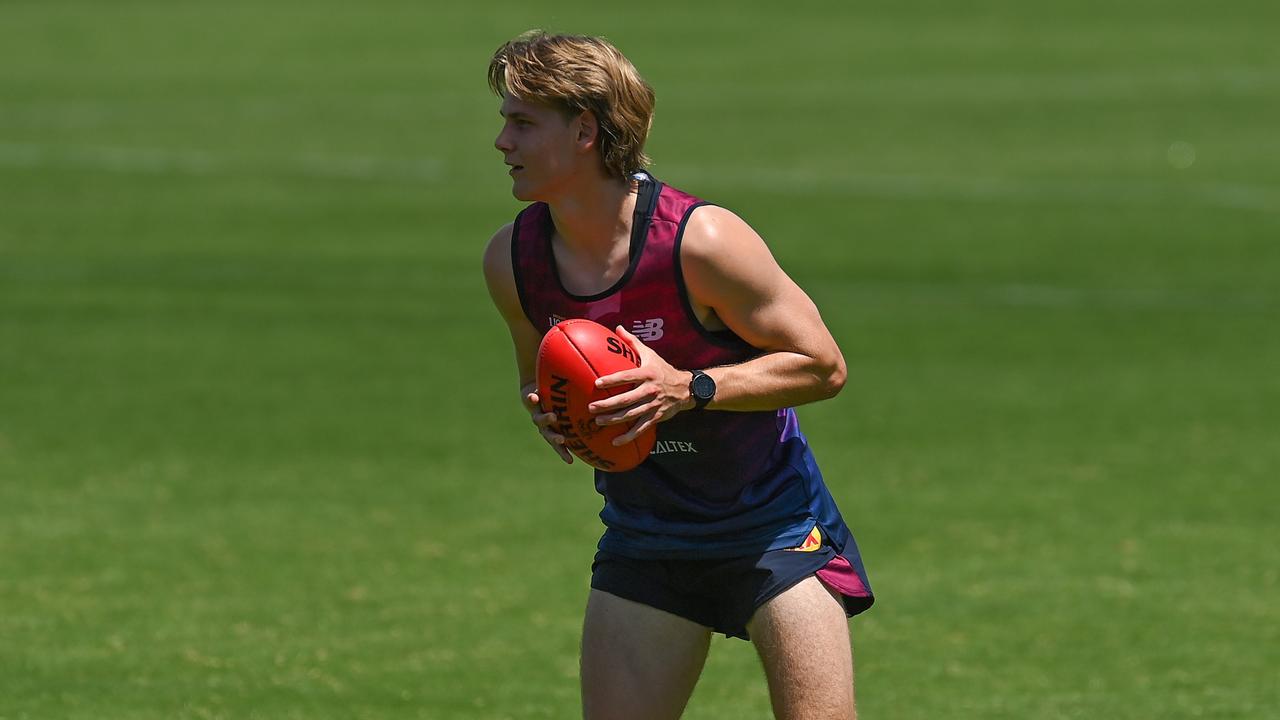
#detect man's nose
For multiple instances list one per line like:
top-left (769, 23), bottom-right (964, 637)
top-left (495, 127), bottom-right (514, 153)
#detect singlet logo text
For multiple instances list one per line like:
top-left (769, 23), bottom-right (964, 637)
top-left (650, 440), bottom-right (697, 455)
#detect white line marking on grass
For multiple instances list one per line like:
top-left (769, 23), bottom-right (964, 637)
top-left (665, 66), bottom-right (1280, 104)
top-left (293, 151), bottom-right (443, 182)
top-left (985, 284), bottom-right (1274, 311)
top-left (0, 143), bottom-right (43, 167)
top-left (823, 281), bottom-right (1276, 313)
top-left (3, 142), bottom-right (1274, 214)
top-left (0, 142), bottom-right (444, 184)
top-left (83, 145), bottom-right (221, 175)
top-left (669, 166), bottom-right (1280, 214)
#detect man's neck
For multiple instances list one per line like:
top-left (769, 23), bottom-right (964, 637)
top-left (547, 175), bottom-right (639, 263)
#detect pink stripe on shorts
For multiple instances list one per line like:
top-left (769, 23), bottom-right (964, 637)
top-left (816, 553), bottom-right (870, 600)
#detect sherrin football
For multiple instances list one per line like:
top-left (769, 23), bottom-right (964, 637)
top-left (536, 319), bottom-right (656, 471)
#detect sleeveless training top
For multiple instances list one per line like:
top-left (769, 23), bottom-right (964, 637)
top-left (511, 174), bottom-right (851, 559)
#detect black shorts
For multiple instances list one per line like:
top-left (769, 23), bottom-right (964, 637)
top-left (590, 530), bottom-right (874, 640)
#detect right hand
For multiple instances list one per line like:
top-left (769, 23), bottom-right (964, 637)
top-left (523, 386), bottom-right (573, 464)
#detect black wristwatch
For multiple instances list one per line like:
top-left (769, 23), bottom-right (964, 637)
top-left (689, 369), bottom-right (716, 410)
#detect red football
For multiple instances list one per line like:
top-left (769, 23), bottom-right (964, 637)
top-left (536, 319), bottom-right (656, 471)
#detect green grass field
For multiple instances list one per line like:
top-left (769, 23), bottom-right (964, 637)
top-left (2, 2), bottom-right (1278, 718)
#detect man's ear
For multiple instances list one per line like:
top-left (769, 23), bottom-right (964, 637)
top-left (574, 109), bottom-right (599, 152)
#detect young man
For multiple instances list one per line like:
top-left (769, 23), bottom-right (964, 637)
top-left (482, 31), bottom-right (874, 720)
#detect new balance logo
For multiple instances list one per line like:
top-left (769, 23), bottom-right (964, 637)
top-left (549, 314), bottom-right (566, 328)
top-left (631, 318), bottom-right (664, 341)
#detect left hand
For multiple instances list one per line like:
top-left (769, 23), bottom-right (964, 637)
top-left (589, 326), bottom-right (693, 445)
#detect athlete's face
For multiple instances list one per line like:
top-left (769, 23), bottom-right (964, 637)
top-left (495, 94), bottom-right (585, 201)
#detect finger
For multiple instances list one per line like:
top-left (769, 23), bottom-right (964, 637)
top-left (614, 324), bottom-right (644, 347)
top-left (613, 414), bottom-right (658, 446)
top-left (589, 386), bottom-right (656, 416)
top-left (532, 411), bottom-right (558, 427)
top-left (541, 428), bottom-right (572, 463)
top-left (551, 440), bottom-right (573, 464)
top-left (597, 399), bottom-right (658, 427)
top-left (595, 368), bottom-right (648, 390)
top-left (525, 392), bottom-right (541, 409)
top-left (614, 326), bottom-right (650, 358)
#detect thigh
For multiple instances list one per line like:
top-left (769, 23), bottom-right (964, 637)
top-left (581, 589), bottom-right (713, 720)
top-left (746, 576), bottom-right (856, 720)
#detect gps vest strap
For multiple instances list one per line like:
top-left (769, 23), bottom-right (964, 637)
top-left (629, 171), bottom-right (662, 262)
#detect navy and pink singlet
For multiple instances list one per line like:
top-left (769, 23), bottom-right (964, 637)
top-left (511, 173), bottom-right (871, 605)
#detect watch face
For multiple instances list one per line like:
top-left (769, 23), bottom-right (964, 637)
top-left (692, 373), bottom-right (716, 399)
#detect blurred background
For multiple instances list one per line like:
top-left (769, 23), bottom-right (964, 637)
top-left (2, 1), bottom-right (1277, 718)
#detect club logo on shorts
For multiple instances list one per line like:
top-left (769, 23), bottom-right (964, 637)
top-left (788, 526), bottom-right (822, 552)
top-left (630, 318), bottom-right (664, 342)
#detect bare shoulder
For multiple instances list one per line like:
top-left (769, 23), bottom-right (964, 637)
top-left (680, 204), bottom-right (838, 368)
top-left (681, 205), bottom-right (765, 259)
top-left (483, 222), bottom-right (515, 276)
top-left (681, 205), bottom-right (784, 291)
top-left (482, 222), bottom-right (521, 320)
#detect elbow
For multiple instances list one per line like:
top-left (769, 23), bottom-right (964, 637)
top-left (819, 355), bottom-right (847, 400)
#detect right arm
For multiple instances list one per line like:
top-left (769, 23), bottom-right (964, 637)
top-left (482, 223), bottom-right (574, 464)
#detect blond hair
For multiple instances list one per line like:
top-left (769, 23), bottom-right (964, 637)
top-left (489, 31), bottom-right (655, 181)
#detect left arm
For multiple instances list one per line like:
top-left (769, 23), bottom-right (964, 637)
top-left (591, 205), bottom-right (846, 443)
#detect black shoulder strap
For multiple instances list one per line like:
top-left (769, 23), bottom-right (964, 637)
top-left (629, 171), bottom-right (663, 259)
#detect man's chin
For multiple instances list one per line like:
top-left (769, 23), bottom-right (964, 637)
top-left (510, 181), bottom-right (538, 202)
